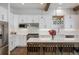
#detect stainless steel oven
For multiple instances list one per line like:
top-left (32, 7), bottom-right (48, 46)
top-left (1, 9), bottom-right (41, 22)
top-left (27, 33), bottom-right (39, 40)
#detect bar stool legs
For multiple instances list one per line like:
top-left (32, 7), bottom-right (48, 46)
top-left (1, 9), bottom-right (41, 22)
top-left (74, 47), bottom-right (79, 55)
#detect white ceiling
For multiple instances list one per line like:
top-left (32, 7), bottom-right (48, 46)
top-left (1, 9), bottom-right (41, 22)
top-left (10, 3), bottom-right (79, 9)
top-left (10, 3), bottom-right (41, 9)
top-left (0, 3), bottom-right (77, 14)
top-left (0, 3), bottom-right (8, 9)
top-left (10, 3), bottom-right (43, 14)
top-left (10, 3), bottom-right (79, 14)
top-left (49, 3), bottom-right (79, 9)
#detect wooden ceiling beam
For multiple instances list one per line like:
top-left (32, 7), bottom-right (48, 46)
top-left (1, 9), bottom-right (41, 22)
top-left (44, 3), bottom-right (50, 11)
top-left (73, 5), bottom-right (79, 11)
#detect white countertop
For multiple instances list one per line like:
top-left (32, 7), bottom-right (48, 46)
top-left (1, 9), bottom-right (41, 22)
top-left (27, 38), bottom-right (79, 43)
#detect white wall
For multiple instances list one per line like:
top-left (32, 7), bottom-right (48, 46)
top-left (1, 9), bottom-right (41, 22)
top-left (0, 6), bottom-right (8, 22)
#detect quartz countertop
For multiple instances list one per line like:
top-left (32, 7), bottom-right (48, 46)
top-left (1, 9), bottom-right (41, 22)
top-left (27, 38), bottom-right (79, 43)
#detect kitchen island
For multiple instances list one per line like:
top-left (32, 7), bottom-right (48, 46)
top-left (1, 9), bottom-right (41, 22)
top-left (10, 38), bottom-right (79, 55)
top-left (27, 38), bottom-right (79, 55)
top-left (27, 38), bottom-right (79, 43)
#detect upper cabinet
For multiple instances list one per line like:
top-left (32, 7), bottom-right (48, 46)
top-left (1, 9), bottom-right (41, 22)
top-left (39, 15), bottom-right (52, 29)
top-left (64, 15), bottom-right (79, 29)
top-left (9, 13), bottom-right (14, 27)
top-left (14, 15), bottom-right (19, 29)
top-left (19, 15), bottom-right (32, 23)
top-left (33, 15), bottom-right (39, 23)
top-left (18, 15), bottom-right (39, 23)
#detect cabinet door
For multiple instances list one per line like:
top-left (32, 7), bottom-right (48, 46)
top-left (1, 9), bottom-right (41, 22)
top-left (33, 16), bottom-right (39, 23)
top-left (3, 13), bottom-right (8, 22)
top-left (9, 13), bottom-right (14, 28)
top-left (39, 19), bottom-right (45, 28)
top-left (64, 15), bottom-right (72, 29)
top-left (9, 35), bottom-right (16, 51)
top-left (19, 15), bottom-right (33, 23)
top-left (19, 16), bottom-right (24, 23)
top-left (39, 16), bottom-right (45, 28)
top-left (44, 15), bottom-right (52, 29)
top-left (64, 15), bottom-right (79, 29)
top-left (14, 15), bottom-right (19, 29)
top-left (26, 16), bottom-right (33, 23)
top-left (71, 15), bottom-right (79, 29)
top-left (15, 35), bottom-right (26, 46)
top-left (9, 40), bottom-right (13, 51)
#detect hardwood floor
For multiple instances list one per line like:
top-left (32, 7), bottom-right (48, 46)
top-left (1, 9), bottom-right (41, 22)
top-left (10, 47), bottom-right (27, 55)
top-left (0, 45), bottom-right (8, 55)
top-left (2, 46), bottom-right (8, 55)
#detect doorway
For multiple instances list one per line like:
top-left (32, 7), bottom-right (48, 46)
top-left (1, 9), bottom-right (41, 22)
top-left (0, 21), bottom-right (8, 55)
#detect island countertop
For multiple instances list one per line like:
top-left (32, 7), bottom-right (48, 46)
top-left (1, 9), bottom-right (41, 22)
top-left (27, 38), bottom-right (79, 43)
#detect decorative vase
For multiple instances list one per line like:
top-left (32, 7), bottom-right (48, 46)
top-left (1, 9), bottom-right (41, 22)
top-left (48, 30), bottom-right (56, 40)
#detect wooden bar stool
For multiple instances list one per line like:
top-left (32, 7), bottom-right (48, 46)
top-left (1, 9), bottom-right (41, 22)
top-left (52, 44), bottom-right (57, 55)
top-left (73, 47), bottom-right (79, 55)
top-left (73, 43), bottom-right (79, 55)
top-left (69, 44), bottom-right (74, 55)
top-left (62, 44), bottom-right (74, 55)
top-left (58, 44), bottom-right (63, 55)
top-left (62, 44), bottom-right (70, 55)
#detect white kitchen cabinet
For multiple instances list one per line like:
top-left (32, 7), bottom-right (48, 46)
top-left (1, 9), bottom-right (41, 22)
top-left (39, 15), bottom-right (45, 28)
top-left (9, 13), bottom-right (14, 29)
top-left (64, 15), bottom-right (79, 29)
top-left (71, 15), bottom-right (79, 29)
top-left (14, 15), bottom-right (19, 29)
top-left (16, 35), bottom-right (26, 46)
top-left (18, 16), bottom-right (24, 23)
top-left (18, 15), bottom-right (41, 23)
top-left (39, 15), bottom-right (52, 29)
top-left (33, 16), bottom-right (39, 23)
top-left (27, 15), bottom-right (33, 23)
top-left (9, 35), bottom-right (26, 48)
top-left (19, 15), bottom-right (34, 23)
top-left (39, 20), bottom-right (45, 28)
top-left (17, 15), bottom-right (41, 25)
top-left (44, 15), bottom-right (52, 29)
top-left (9, 35), bottom-right (16, 51)
top-left (9, 35), bottom-right (26, 51)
